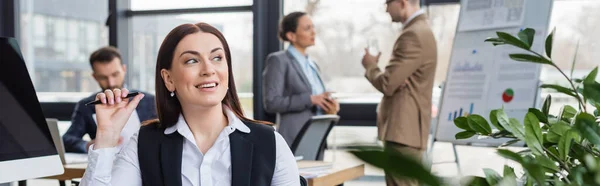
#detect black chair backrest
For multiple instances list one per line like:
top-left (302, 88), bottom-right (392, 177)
top-left (299, 175), bottom-right (308, 186)
top-left (291, 115), bottom-right (340, 161)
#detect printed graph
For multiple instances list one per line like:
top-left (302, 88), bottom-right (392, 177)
top-left (448, 103), bottom-right (474, 121)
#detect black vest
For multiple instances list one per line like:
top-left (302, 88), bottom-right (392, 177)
top-left (137, 121), bottom-right (276, 186)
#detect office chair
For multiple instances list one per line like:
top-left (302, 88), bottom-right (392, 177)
top-left (291, 115), bottom-right (340, 161)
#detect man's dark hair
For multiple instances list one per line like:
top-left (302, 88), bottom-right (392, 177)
top-left (89, 46), bottom-right (122, 68)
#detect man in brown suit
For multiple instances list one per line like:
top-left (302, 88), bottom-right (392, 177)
top-left (361, 0), bottom-right (437, 185)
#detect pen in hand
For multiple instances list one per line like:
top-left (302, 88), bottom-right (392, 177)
top-left (85, 92), bottom-right (140, 106)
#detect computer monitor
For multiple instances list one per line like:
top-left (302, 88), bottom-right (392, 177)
top-left (0, 37), bottom-right (64, 183)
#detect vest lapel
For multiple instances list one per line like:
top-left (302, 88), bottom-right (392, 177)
top-left (160, 133), bottom-right (184, 186)
top-left (230, 131), bottom-right (253, 186)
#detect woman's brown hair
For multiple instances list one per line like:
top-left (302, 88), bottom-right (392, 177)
top-left (148, 22), bottom-right (269, 128)
top-left (278, 11), bottom-right (307, 42)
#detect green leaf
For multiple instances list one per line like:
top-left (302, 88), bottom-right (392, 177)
top-left (584, 154), bottom-right (597, 171)
top-left (545, 27), bottom-right (554, 58)
top-left (524, 112), bottom-right (543, 142)
top-left (349, 148), bottom-right (441, 186)
top-left (542, 94), bottom-right (552, 116)
top-left (509, 118), bottom-right (526, 141)
top-left (454, 117), bottom-right (470, 131)
top-left (496, 176), bottom-right (517, 186)
top-left (468, 115), bottom-right (492, 135)
top-left (456, 131), bottom-right (476, 139)
top-left (509, 54), bottom-right (553, 65)
top-left (522, 156), bottom-right (545, 185)
top-left (503, 165), bottom-right (516, 178)
top-left (546, 146), bottom-right (560, 160)
top-left (593, 102), bottom-right (600, 116)
top-left (540, 84), bottom-right (577, 98)
top-left (524, 113), bottom-right (544, 156)
top-left (517, 28), bottom-right (535, 49)
top-left (483, 168), bottom-right (502, 185)
top-left (524, 133), bottom-right (544, 156)
top-left (516, 149), bottom-right (531, 155)
top-left (500, 139), bottom-right (520, 147)
top-left (559, 105), bottom-right (578, 123)
top-left (484, 37), bottom-right (504, 43)
top-left (461, 176), bottom-right (490, 186)
top-left (528, 108), bottom-right (548, 124)
top-left (571, 40), bottom-right (580, 79)
top-left (584, 67), bottom-right (598, 84)
top-left (558, 129), bottom-right (579, 160)
top-left (583, 81), bottom-right (600, 106)
top-left (535, 155), bottom-right (559, 172)
top-left (525, 178), bottom-right (533, 186)
top-left (495, 110), bottom-right (525, 140)
top-left (573, 113), bottom-right (600, 146)
top-left (489, 109), bottom-right (504, 130)
top-left (497, 149), bottom-right (523, 163)
top-left (547, 121), bottom-right (571, 143)
top-left (496, 32), bottom-right (530, 50)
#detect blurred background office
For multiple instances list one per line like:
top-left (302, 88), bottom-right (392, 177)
top-left (2, 0), bottom-right (600, 185)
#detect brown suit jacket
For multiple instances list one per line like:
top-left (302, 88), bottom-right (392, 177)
top-left (365, 14), bottom-right (437, 149)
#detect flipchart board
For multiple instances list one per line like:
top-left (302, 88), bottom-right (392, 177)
top-left (434, 0), bottom-right (553, 146)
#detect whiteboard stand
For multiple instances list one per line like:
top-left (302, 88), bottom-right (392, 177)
top-left (427, 82), bottom-right (463, 175)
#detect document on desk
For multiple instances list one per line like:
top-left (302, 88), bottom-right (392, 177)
top-left (298, 161), bottom-right (332, 178)
top-left (65, 153), bottom-right (88, 164)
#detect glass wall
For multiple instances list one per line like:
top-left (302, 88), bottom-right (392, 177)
top-left (542, 0), bottom-right (600, 112)
top-left (131, 0), bottom-right (252, 10)
top-left (283, 0), bottom-right (460, 115)
top-left (130, 12), bottom-right (254, 115)
top-left (283, 0), bottom-right (600, 111)
top-left (19, 0), bottom-right (108, 94)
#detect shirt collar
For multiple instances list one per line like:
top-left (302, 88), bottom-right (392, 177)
top-left (287, 45), bottom-right (309, 62)
top-left (404, 9), bottom-right (425, 25)
top-left (164, 106), bottom-right (251, 135)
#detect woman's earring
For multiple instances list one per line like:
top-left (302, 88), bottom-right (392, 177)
top-left (170, 91), bottom-right (175, 97)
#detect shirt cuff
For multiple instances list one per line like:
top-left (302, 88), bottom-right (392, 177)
top-left (87, 145), bottom-right (118, 183)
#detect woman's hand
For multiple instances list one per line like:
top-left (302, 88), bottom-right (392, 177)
top-left (311, 92), bottom-right (333, 112)
top-left (93, 88), bottom-right (144, 150)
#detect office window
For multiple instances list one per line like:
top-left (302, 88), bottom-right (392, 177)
top-left (544, 0), bottom-right (600, 83)
top-left (284, 0), bottom-right (401, 97)
top-left (131, 12), bottom-right (254, 115)
top-left (283, 1), bottom-right (459, 103)
top-left (131, 0), bottom-right (252, 10)
top-left (19, 0), bottom-right (108, 94)
top-left (427, 4), bottom-right (460, 89)
top-left (541, 0), bottom-right (600, 112)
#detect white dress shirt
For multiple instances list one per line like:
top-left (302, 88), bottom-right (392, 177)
top-left (404, 9), bottom-right (425, 25)
top-left (80, 108), bottom-right (300, 186)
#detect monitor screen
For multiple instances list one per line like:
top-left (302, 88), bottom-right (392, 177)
top-left (0, 37), bottom-right (60, 169)
top-left (0, 37), bottom-right (57, 161)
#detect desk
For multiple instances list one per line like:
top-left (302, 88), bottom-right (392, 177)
top-left (39, 161), bottom-right (364, 185)
top-left (44, 163), bottom-right (87, 181)
top-left (298, 161), bottom-right (365, 186)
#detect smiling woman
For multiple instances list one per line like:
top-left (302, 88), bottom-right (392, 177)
top-left (78, 22), bottom-right (301, 186)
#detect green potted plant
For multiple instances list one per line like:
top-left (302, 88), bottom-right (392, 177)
top-left (350, 28), bottom-right (600, 186)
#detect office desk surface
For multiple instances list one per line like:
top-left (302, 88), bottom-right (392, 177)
top-left (297, 161), bottom-right (365, 186)
top-left (44, 163), bottom-right (86, 181)
top-left (44, 161), bottom-right (365, 185)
